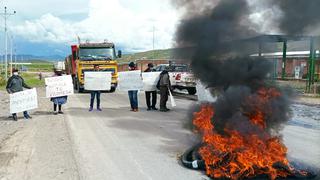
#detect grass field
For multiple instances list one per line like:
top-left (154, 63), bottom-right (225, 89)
top-left (0, 72), bottom-right (45, 90)
top-left (0, 61), bottom-right (54, 72)
top-left (118, 49), bottom-right (173, 62)
top-left (0, 60), bottom-right (52, 89)
top-left (19, 63), bottom-right (54, 72)
top-left (20, 73), bottom-right (45, 87)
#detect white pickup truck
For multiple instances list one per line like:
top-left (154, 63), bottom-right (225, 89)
top-left (154, 64), bottom-right (197, 95)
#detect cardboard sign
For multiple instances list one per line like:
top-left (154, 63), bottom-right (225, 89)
top-left (84, 72), bottom-right (112, 91)
top-left (142, 72), bottom-right (161, 91)
top-left (118, 70), bottom-right (143, 91)
top-left (10, 88), bottom-right (38, 114)
top-left (45, 75), bottom-right (74, 98)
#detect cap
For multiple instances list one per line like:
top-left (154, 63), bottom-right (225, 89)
top-left (12, 68), bottom-right (18, 73)
top-left (129, 62), bottom-right (135, 68)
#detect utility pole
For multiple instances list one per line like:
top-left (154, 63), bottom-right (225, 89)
top-left (0, 6), bottom-right (16, 80)
top-left (10, 35), bottom-right (13, 76)
top-left (152, 25), bottom-right (155, 59)
top-left (14, 46), bottom-right (16, 68)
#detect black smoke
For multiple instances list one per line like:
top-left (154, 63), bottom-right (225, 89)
top-left (274, 0), bottom-right (320, 35)
top-left (172, 0), bottom-right (295, 134)
top-left (173, 0), bottom-right (320, 176)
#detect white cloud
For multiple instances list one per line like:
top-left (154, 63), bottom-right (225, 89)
top-left (13, 14), bottom-right (76, 43)
top-left (3, 0), bottom-right (89, 20)
top-left (10, 0), bottom-right (181, 52)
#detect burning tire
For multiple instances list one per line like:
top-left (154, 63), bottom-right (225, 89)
top-left (181, 144), bottom-right (205, 170)
top-left (181, 144), bottom-right (317, 180)
top-left (180, 104), bottom-right (318, 180)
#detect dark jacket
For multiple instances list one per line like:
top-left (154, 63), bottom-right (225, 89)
top-left (6, 75), bottom-right (31, 93)
top-left (159, 70), bottom-right (171, 87)
top-left (144, 67), bottom-right (155, 72)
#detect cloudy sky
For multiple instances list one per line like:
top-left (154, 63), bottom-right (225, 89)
top-left (0, 0), bottom-right (181, 56)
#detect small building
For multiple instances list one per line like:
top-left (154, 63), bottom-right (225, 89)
top-left (257, 51), bottom-right (320, 79)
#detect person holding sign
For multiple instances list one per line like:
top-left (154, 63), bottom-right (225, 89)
top-left (144, 63), bottom-right (158, 111)
top-left (158, 67), bottom-right (171, 112)
top-left (89, 65), bottom-right (102, 111)
top-left (6, 68), bottom-right (33, 121)
top-left (128, 62), bottom-right (139, 112)
top-left (51, 69), bottom-right (68, 115)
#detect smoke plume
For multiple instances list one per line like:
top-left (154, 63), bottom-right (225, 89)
top-left (274, 0), bottom-right (320, 35)
top-left (172, 0), bottom-right (320, 134)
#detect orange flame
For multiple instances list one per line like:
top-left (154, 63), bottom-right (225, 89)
top-left (193, 88), bottom-right (296, 180)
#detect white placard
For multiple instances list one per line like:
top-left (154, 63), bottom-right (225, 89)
top-left (45, 75), bottom-right (74, 98)
top-left (142, 72), bottom-right (161, 91)
top-left (84, 72), bottom-right (112, 91)
top-left (118, 70), bottom-right (143, 91)
top-left (10, 88), bottom-right (38, 114)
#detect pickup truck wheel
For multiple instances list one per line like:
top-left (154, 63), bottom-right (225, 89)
top-left (76, 79), bottom-right (84, 93)
top-left (187, 87), bottom-right (197, 95)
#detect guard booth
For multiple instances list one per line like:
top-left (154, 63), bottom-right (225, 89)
top-left (244, 35), bottom-right (320, 94)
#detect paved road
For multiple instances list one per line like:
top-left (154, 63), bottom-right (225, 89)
top-left (1, 89), bottom-right (318, 180)
top-left (64, 91), bottom-right (208, 180)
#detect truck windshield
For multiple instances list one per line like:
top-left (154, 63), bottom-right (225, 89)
top-left (79, 48), bottom-right (116, 60)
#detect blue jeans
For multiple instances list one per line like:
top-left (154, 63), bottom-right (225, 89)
top-left (90, 91), bottom-right (101, 108)
top-left (128, 90), bottom-right (138, 109)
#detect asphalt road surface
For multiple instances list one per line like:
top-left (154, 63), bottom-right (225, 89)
top-left (0, 89), bottom-right (319, 180)
top-left (64, 91), bottom-right (208, 180)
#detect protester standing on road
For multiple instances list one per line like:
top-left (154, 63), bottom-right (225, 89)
top-left (89, 64), bottom-right (102, 111)
top-left (6, 68), bottom-right (33, 121)
top-left (51, 69), bottom-right (68, 115)
top-left (144, 63), bottom-right (158, 111)
top-left (159, 66), bottom-right (171, 112)
top-left (128, 62), bottom-right (139, 112)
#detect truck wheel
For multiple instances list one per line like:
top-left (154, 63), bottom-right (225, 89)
top-left (73, 77), bottom-right (78, 90)
top-left (187, 87), bottom-right (197, 95)
top-left (78, 87), bottom-right (84, 93)
top-left (109, 87), bottom-right (116, 93)
top-left (76, 80), bottom-right (84, 93)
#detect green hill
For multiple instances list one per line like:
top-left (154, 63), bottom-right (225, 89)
top-left (118, 49), bottom-right (173, 62)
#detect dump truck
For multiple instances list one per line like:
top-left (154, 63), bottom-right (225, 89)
top-left (65, 41), bottom-right (121, 92)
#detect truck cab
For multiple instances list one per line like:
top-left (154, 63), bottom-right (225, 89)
top-left (66, 42), bottom-right (121, 92)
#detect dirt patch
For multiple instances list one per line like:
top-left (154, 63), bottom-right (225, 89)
top-left (0, 88), bottom-right (79, 180)
top-left (0, 153), bottom-right (15, 167)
